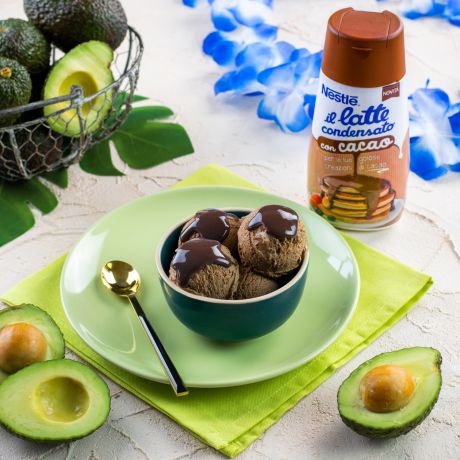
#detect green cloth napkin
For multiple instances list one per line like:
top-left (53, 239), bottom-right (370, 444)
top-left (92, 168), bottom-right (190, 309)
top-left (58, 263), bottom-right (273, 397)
top-left (1, 164), bottom-right (432, 458)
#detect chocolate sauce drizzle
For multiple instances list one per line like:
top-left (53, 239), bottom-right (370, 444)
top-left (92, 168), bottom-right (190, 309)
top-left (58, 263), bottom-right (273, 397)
top-left (248, 205), bottom-right (299, 239)
top-left (171, 239), bottom-right (232, 286)
top-left (179, 209), bottom-right (232, 243)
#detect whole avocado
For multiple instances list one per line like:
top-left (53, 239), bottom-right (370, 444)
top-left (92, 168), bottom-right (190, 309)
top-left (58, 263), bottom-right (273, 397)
top-left (24, 0), bottom-right (128, 52)
top-left (0, 58), bottom-right (32, 126)
top-left (0, 18), bottom-right (50, 75)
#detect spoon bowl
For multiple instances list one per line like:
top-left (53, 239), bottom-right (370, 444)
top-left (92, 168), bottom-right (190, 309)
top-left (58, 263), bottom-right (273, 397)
top-left (101, 260), bottom-right (141, 297)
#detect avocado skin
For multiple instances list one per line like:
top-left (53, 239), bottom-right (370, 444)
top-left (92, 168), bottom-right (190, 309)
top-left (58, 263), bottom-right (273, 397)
top-left (338, 348), bottom-right (442, 439)
top-left (0, 58), bottom-right (32, 126)
top-left (0, 359), bottom-right (111, 442)
top-left (24, 0), bottom-right (128, 52)
top-left (0, 19), bottom-right (50, 76)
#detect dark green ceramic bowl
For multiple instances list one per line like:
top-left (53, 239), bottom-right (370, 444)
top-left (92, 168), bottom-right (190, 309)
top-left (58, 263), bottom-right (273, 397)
top-left (156, 210), bottom-right (309, 341)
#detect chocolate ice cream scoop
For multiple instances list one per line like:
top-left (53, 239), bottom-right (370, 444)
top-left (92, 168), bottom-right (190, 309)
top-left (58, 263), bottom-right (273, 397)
top-left (179, 209), bottom-right (240, 257)
top-left (239, 205), bottom-right (307, 278)
top-left (169, 239), bottom-right (239, 300)
top-left (235, 267), bottom-right (278, 300)
top-left (248, 205), bottom-right (299, 239)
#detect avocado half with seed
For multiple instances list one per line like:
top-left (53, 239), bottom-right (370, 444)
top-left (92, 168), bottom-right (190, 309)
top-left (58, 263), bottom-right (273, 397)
top-left (0, 359), bottom-right (110, 441)
top-left (0, 304), bottom-right (64, 382)
top-left (44, 40), bottom-right (114, 137)
top-left (338, 347), bottom-right (442, 438)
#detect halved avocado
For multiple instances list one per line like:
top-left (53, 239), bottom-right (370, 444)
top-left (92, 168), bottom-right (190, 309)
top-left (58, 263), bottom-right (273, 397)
top-left (338, 347), bottom-right (442, 438)
top-left (0, 304), bottom-right (64, 381)
top-left (0, 359), bottom-right (110, 441)
top-left (43, 40), bottom-right (114, 137)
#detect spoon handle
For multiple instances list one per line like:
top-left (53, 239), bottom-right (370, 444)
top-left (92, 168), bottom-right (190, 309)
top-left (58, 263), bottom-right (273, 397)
top-left (128, 295), bottom-right (189, 397)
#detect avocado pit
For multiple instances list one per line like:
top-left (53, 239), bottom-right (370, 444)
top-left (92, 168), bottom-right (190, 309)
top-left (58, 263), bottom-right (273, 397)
top-left (59, 71), bottom-right (99, 116)
top-left (0, 323), bottom-right (47, 374)
top-left (35, 377), bottom-right (90, 423)
top-left (360, 364), bottom-right (415, 413)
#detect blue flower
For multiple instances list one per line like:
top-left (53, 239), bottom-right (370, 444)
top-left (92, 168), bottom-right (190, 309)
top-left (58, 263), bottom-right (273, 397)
top-left (377, 0), bottom-right (446, 19)
top-left (182, 0), bottom-right (205, 7)
top-left (409, 83), bottom-right (460, 179)
top-left (377, 0), bottom-right (460, 26)
top-left (209, 0), bottom-right (275, 32)
top-left (203, 24), bottom-right (277, 66)
top-left (445, 0), bottom-right (460, 25)
top-left (214, 41), bottom-right (294, 94)
top-left (257, 50), bottom-right (322, 132)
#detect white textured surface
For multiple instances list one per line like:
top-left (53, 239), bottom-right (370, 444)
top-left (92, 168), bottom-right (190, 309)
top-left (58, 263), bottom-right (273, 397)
top-left (0, 0), bottom-right (459, 459)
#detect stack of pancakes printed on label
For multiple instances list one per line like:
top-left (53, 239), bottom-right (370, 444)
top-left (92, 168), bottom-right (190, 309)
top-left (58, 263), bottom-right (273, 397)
top-left (318, 175), bottom-right (395, 223)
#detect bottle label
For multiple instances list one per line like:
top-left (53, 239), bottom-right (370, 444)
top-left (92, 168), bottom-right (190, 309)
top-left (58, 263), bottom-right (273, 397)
top-left (308, 72), bottom-right (409, 230)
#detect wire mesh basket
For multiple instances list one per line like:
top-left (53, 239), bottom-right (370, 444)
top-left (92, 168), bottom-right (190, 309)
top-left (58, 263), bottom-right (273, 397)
top-left (0, 26), bottom-right (143, 181)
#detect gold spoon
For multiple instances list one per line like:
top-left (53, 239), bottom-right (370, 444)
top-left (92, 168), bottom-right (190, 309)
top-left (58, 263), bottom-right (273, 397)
top-left (101, 260), bottom-right (188, 396)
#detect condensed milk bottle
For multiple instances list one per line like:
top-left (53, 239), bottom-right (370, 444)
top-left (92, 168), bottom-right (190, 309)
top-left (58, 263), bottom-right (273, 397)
top-left (308, 8), bottom-right (409, 230)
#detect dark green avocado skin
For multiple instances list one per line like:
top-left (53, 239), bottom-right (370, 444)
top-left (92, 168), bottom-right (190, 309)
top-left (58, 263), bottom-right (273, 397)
top-left (0, 19), bottom-right (50, 75)
top-left (338, 348), bottom-right (442, 439)
top-left (24, 0), bottom-right (128, 52)
top-left (339, 396), bottom-right (441, 439)
top-left (0, 58), bottom-right (32, 126)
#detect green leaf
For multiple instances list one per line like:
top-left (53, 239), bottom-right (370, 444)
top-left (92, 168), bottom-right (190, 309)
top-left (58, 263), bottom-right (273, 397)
top-left (41, 169), bottom-right (69, 188)
top-left (80, 105), bottom-right (193, 174)
top-left (112, 92), bottom-right (148, 112)
top-left (0, 178), bottom-right (58, 246)
top-left (80, 141), bottom-right (124, 176)
top-left (132, 94), bottom-right (148, 102)
top-left (113, 121), bottom-right (193, 169)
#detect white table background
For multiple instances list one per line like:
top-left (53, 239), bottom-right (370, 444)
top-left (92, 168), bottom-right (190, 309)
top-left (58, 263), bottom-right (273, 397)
top-left (0, 0), bottom-right (459, 459)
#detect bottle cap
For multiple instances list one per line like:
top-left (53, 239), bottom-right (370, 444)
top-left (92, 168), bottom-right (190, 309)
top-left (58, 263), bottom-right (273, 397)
top-left (322, 8), bottom-right (405, 88)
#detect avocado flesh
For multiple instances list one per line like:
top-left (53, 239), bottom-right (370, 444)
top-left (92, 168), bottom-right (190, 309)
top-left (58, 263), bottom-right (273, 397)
top-left (24, 0), bottom-right (128, 52)
top-left (0, 304), bottom-right (64, 381)
top-left (338, 347), bottom-right (442, 438)
top-left (43, 41), bottom-right (114, 137)
top-left (0, 359), bottom-right (110, 441)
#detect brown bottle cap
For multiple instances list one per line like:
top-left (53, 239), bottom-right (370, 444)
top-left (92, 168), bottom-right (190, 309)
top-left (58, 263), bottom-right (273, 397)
top-left (322, 8), bottom-right (405, 88)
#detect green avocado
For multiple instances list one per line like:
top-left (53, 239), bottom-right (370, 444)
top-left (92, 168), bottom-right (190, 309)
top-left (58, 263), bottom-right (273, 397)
top-left (0, 304), bottom-right (65, 382)
top-left (0, 359), bottom-right (110, 441)
top-left (24, 0), bottom-right (128, 52)
top-left (0, 57), bottom-right (32, 126)
top-left (338, 347), bottom-right (442, 438)
top-left (0, 18), bottom-right (50, 76)
top-left (43, 41), bottom-right (114, 137)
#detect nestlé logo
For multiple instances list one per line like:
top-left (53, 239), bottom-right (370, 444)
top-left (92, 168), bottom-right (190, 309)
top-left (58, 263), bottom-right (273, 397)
top-left (322, 84), bottom-right (358, 106)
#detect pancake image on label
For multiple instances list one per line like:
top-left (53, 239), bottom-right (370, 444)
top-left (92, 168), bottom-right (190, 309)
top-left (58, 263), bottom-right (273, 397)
top-left (318, 175), bottom-right (395, 223)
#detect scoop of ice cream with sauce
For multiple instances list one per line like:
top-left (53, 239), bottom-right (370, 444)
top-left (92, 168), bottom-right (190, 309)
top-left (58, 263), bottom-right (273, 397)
top-left (169, 239), bottom-right (239, 299)
top-left (178, 209), bottom-right (240, 257)
top-left (235, 266), bottom-right (279, 300)
top-left (238, 205), bottom-right (307, 278)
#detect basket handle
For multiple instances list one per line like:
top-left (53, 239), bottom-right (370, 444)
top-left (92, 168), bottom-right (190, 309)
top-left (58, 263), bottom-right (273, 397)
top-left (0, 85), bottom-right (84, 117)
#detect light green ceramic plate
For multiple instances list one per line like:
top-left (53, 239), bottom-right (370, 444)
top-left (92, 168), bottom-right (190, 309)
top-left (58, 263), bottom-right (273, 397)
top-left (61, 186), bottom-right (359, 387)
